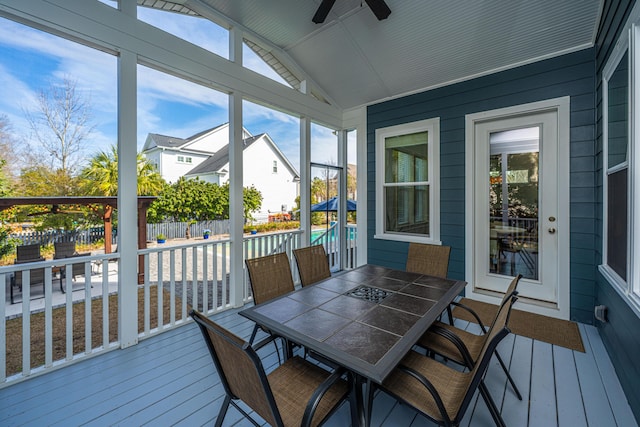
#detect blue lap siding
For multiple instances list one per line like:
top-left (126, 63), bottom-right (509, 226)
top-left (594, 0), bottom-right (640, 422)
top-left (367, 47), bottom-right (596, 323)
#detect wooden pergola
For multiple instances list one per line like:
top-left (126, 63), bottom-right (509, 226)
top-left (0, 196), bottom-right (156, 282)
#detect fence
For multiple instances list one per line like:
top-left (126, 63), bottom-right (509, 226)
top-left (9, 220), bottom-right (231, 247)
top-left (147, 220), bottom-right (230, 240)
top-left (10, 229), bottom-right (116, 246)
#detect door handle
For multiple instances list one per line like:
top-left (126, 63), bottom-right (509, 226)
top-left (548, 228), bottom-right (556, 234)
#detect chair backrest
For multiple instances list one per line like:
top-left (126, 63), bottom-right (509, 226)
top-left (245, 253), bottom-right (295, 305)
top-left (457, 293), bottom-right (518, 422)
top-left (54, 241), bottom-right (76, 259)
top-left (477, 273), bottom-right (522, 335)
top-left (405, 243), bottom-right (451, 278)
top-left (16, 244), bottom-right (43, 262)
top-left (190, 310), bottom-right (282, 426)
top-left (293, 245), bottom-right (331, 287)
top-left (14, 266), bottom-right (46, 287)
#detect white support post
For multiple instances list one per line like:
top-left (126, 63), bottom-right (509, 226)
top-left (351, 107), bottom-right (368, 267)
top-left (229, 26), bottom-right (243, 66)
top-left (229, 91), bottom-right (244, 307)
top-left (117, 48), bottom-right (139, 347)
top-left (337, 129), bottom-right (348, 269)
top-left (300, 117), bottom-right (311, 245)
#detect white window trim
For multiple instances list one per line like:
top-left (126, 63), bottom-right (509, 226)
top-left (374, 117), bottom-right (441, 244)
top-left (599, 4), bottom-right (640, 319)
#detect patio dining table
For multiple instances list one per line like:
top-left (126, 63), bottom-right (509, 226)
top-left (239, 264), bottom-right (466, 426)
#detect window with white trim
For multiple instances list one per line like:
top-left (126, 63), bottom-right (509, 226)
top-left (375, 118), bottom-right (440, 243)
top-left (600, 8), bottom-right (640, 314)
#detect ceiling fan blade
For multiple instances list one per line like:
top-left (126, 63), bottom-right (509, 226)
top-left (364, 0), bottom-right (391, 20)
top-left (313, 0), bottom-right (337, 24)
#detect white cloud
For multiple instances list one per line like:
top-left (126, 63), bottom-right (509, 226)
top-left (0, 64), bottom-right (38, 120)
top-left (137, 65), bottom-right (228, 109)
top-left (137, 7), bottom-right (229, 59)
top-left (0, 14), bottom-right (318, 169)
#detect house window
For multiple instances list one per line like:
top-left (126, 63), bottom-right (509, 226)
top-left (177, 155), bottom-right (184, 163)
top-left (375, 118), bottom-right (440, 243)
top-left (273, 160), bottom-right (278, 173)
top-left (186, 157), bottom-right (192, 164)
top-left (600, 10), bottom-right (640, 314)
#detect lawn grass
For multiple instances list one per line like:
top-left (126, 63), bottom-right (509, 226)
top-left (5, 286), bottom-right (184, 377)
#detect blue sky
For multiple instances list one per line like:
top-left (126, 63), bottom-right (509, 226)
top-left (0, 7), bottom-right (352, 174)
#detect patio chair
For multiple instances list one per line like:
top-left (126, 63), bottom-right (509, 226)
top-left (380, 292), bottom-right (519, 427)
top-left (416, 274), bottom-right (523, 401)
top-left (293, 245), bottom-right (331, 287)
top-left (190, 310), bottom-right (356, 427)
top-left (10, 244), bottom-right (45, 304)
top-left (405, 242), bottom-right (451, 278)
top-left (245, 252), bottom-right (296, 357)
top-left (406, 242), bottom-right (454, 324)
top-left (53, 241), bottom-right (91, 293)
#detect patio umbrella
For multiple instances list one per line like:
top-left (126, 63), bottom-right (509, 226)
top-left (310, 196), bottom-right (357, 212)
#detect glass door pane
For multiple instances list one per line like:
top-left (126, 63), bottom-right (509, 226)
top-left (489, 128), bottom-right (539, 280)
top-left (311, 164), bottom-right (342, 271)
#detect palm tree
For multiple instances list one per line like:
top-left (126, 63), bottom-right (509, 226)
top-left (80, 145), bottom-right (165, 196)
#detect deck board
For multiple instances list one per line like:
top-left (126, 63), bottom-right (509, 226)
top-left (0, 308), bottom-right (637, 427)
top-left (582, 324), bottom-right (638, 427)
top-left (554, 345), bottom-right (588, 426)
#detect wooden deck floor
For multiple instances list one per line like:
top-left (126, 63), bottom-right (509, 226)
top-left (0, 306), bottom-right (637, 427)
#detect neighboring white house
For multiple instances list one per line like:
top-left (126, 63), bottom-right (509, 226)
top-left (142, 123), bottom-right (300, 219)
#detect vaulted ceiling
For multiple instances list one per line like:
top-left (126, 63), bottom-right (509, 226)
top-left (150, 0), bottom-right (603, 111)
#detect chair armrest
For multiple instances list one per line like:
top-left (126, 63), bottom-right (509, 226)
top-left (449, 300), bottom-right (488, 334)
top-left (14, 257), bottom-right (45, 264)
top-left (301, 367), bottom-right (347, 427)
top-left (429, 324), bottom-right (475, 368)
top-left (251, 334), bottom-right (278, 351)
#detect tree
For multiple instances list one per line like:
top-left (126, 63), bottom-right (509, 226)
top-left (242, 184), bottom-right (263, 222)
top-left (24, 76), bottom-right (95, 173)
top-left (20, 165), bottom-right (80, 196)
top-left (0, 225), bottom-right (19, 258)
top-left (79, 145), bottom-right (165, 196)
top-left (147, 177), bottom-right (226, 223)
top-left (146, 178), bottom-right (263, 223)
top-left (0, 114), bottom-right (19, 186)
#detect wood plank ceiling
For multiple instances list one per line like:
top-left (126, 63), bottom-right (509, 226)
top-left (148, 0), bottom-right (603, 110)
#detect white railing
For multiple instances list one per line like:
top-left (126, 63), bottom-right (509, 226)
top-left (1, 227), bottom-right (358, 386)
top-left (1, 253), bottom-right (119, 385)
top-left (311, 222), bottom-right (358, 270)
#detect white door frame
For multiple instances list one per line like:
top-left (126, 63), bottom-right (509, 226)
top-left (464, 97), bottom-right (571, 320)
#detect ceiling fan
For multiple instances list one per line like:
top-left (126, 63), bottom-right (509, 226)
top-left (313, 0), bottom-right (391, 24)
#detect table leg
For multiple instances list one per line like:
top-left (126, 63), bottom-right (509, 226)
top-left (355, 375), bottom-right (375, 427)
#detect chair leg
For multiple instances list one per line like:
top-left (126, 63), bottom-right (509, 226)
top-left (249, 324), bottom-right (259, 345)
top-left (215, 395), bottom-right (232, 427)
top-left (446, 305), bottom-right (454, 326)
top-left (479, 381), bottom-right (506, 427)
top-left (494, 350), bottom-right (522, 400)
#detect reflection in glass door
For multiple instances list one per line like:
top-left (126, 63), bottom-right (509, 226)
top-left (489, 127), bottom-right (539, 280)
top-left (311, 164), bottom-right (343, 271)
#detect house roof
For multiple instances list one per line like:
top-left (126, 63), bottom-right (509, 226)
top-left (143, 125), bottom-right (227, 152)
top-left (185, 133), bottom-right (300, 179)
top-left (143, 0), bottom-right (603, 110)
